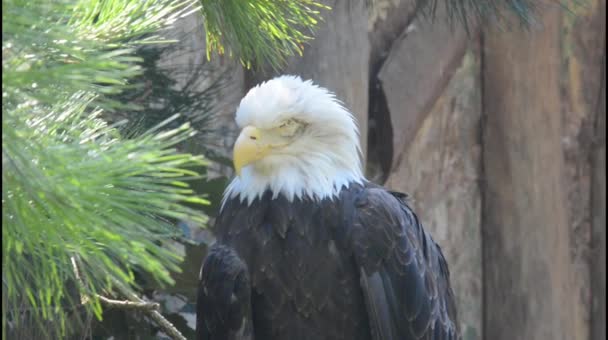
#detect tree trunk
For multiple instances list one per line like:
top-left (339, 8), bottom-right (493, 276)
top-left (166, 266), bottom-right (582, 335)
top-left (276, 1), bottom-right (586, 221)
top-left (368, 0), bottom-right (417, 67)
top-left (591, 53), bottom-right (606, 340)
top-left (560, 2), bottom-right (607, 337)
top-left (481, 7), bottom-right (580, 340)
top-left (385, 49), bottom-right (483, 340)
top-left (378, 8), bottom-right (468, 175)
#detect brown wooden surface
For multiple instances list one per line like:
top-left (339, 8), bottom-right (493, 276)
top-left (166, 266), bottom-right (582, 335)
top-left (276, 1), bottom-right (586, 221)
top-left (386, 50), bottom-right (482, 340)
top-left (368, 0), bottom-right (417, 67)
top-left (561, 2), bottom-right (607, 337)
top-left (481, 7), bottom-right (580, 340)
top-left (378, 8), bottom-right (468, 174)
top-left (591, 53), bottom-right (606, 340)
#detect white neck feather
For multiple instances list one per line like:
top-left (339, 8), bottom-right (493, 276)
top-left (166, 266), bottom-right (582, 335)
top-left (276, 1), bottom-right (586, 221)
top-left (222, 140), bottom-right (364, 208)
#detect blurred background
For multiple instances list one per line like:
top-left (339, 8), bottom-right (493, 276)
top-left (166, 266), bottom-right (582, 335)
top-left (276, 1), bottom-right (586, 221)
top-left (3, 0), bottom-right (605, 339)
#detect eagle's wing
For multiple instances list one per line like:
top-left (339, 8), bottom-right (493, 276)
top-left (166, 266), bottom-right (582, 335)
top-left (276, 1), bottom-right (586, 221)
top-left (196, 245), bottom-right (254, 340)
top-left (351, 187), bottom-right (460, 340)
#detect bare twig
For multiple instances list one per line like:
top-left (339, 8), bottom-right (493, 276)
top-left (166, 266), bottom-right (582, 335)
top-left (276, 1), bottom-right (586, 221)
top-left (70, 256), bottom-right (90, 305)
top-left (69, 256), bottom-right (186, 340)
top-left (97, 295), bottom-right (160, 311)
top-left (110, 277), bottom-right (186, 340)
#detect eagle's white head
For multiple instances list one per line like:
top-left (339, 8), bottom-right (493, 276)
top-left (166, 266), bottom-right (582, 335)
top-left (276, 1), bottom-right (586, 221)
top-left (223, 75), bottom-right (364, 206)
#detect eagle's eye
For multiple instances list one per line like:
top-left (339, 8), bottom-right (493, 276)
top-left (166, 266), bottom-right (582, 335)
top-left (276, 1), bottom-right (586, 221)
top-left (277, 119), bottom-right (304, 137)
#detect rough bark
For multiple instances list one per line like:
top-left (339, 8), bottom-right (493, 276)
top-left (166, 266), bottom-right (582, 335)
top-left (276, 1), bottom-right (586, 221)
top-left (366, 0), bottom-right (420, 183)
top-left (560, 2), bottom-right (607, 337)
top-left (378, 8), bottom-right (468, 175)
top-left (481, 7), bottom-right (580, 340)
top-left (591, 52), bottom-right (606, 340)
top-left (248, 0), bottom-right (370, 160)
top-left (368, 0), bottom-right (417, 67)
top-left (385, 50), bottom-right (482, 340)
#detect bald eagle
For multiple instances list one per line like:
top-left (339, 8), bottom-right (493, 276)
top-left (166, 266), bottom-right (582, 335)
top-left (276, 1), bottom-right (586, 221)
top-left (196, 76), bottom-right (459, 340)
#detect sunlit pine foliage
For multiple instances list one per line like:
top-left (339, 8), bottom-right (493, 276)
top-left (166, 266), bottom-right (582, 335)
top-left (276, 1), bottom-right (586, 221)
top-left (2, 0), bottom-right (207, 337)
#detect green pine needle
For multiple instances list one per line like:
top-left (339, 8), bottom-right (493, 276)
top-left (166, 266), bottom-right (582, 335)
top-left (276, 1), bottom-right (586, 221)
top-left (2, 0), bottom-right (198, 110)
top-left (200, 0), bottom-right (330, 70)
top-left (3, 93), bottom-right (210, 338)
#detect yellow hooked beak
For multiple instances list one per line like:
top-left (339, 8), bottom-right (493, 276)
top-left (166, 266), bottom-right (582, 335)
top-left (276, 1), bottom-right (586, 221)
top-left (233, 126), bottom-right (272, 176)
